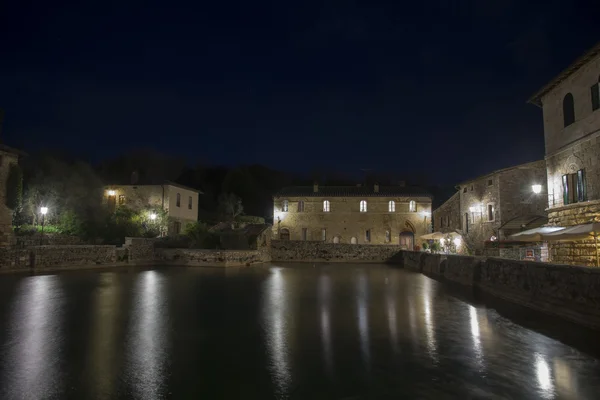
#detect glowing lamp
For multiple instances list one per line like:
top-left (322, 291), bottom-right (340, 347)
top-left (149, 213), bottom-right (157, 221)
top-left (107, 190), bottom-right (116, 196)
top-left (421, 211), bottom-right (431, 217)
top-left (532, 184), bottom-right (542, 194)
top-left (453, 237), bottom-right (461, 247)
top-left (40, 207), bottom-right (48, 215)
top-left (440, 238), bottom-right (445, 245)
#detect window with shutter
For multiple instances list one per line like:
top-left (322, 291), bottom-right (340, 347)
top-left (563, 93), bottom-right (575, 127)
top-left (577, 169), bottom-right (586, 202)
top-left (591, 83), bottom-right (600, 111)
top-left (562, 175), bottom-right (569, 205)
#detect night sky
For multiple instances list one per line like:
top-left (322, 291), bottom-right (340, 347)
top-left (2, 0), bottom-right (600, 185)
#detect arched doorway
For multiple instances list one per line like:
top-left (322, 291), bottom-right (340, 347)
top-left (399, 231), bottom-right (414, 250)
top-left (350, 237), bottom-right (357, 244)
top-left (333, 236), bottom-right (341, 244)
top-left (280, 228), bottom-right (290, 240)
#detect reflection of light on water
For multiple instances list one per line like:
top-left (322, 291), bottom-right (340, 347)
top-left (263, 268), bottom-right (291, 395)
top-left (318, 275), bottom-right (333, 373)
top-left (469, 305), bottom-right (484, 371)
top-left (90, 274), bottom-right (119, 397)
top-left (357, 272), bottom-right (370, 368)
top-left (3, 276), bottom-right (63, 399)
top-left (535, 353), bottom-right (555, 399)
top-left (128, 270), bottom-right (168, 400)
top-left (422, 279), bottom-right (438, 363)
top-left (386, 278), bottom-right (398, 353)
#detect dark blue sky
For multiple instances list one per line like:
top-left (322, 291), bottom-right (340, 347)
top-left (1, 0), bottom-right (599, 184)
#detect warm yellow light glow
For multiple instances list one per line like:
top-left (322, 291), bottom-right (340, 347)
top-left (453, 237), bottom-right (461, 247)
top-left (107, 190), bottom-right (116, 196)
top-left (149, 213), bottom-right (157, 221)
top-left (440, 238), bottom-right (445, 245)
top-left (421, 211), bottom-right (431, 217)
top-left (469, 204), bottom-right (483, 213)
top-left (532, 184), bottom-right (542, 194)
top-left (40, 207), bottom-right (48, 215)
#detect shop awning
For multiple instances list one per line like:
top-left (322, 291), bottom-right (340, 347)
top-left (508, 226), bottom-right (565, 242)
top-left (420, 232), bottom-right (460, 240)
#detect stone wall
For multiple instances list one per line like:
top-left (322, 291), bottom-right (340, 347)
top-left (155, 248), bottom-right (269, 267)
top-left (433, 192), bottom-right (461, 233)
top-left (0, 149), bottom-right (20, 247)
top-left (30, 245), bottom-right (117, 269)
top-left (0, 248), bottom-right (30, 270)
top-left (271, 240), bottom-right (403, 263)
top-left (16, 234), bottom-right (86, 247)
top-left (124, 237), bottom-right (157, 263)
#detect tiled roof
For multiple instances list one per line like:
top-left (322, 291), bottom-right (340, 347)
top-left (274, 186), bottom-right (432, 198)
top-left (528, 41), bottom-right (600, 106)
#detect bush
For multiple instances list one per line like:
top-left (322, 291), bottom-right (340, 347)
top-left (14, 224), bottom-right (61, 236)
top-left (421, 242), bottom-right (429, 251)
top-left (430, 241), bottom-right (441, 253)
top-left (236, 215), bottom-right (265, 224)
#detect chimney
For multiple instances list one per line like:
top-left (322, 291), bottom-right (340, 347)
top-left (374, 183), bottom-right (379, 193)
top-left (313, 182), bottom-right (319, 193)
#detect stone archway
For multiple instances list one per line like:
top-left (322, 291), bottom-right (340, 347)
top-left (399, 231), bottom-right (414, 250)
top-left (280, 228), bottom-right (290, 240)
top-left (333, 236), bottom-right (341, 244)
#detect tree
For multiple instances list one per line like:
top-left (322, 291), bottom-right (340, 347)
top-left (218, 193), bottom-right (243, 222)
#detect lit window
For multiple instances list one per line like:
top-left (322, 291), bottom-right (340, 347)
top-left (188, 196), bottom-right (193, 210)
top-left (321, 228), bottom-right (327, 242)
top-left (282, 199), bottom-right (289, 212)
top-left (360, 200), bottom-right (367, 212)
top-left (323, 200), bottom-right (330, 212)
top-left (563, 93), bottom-right (575, 127)
top-left (365, 229), bottom-right (371, 242)
top-left (118, 195), bottom-right (125, 205)
top-left (409, 200), bottom-right (416, 212)
top-left (388, 200), bottom-right (395, 212)
top-left (176, 193), bottom-right (181, 207)
top-left (487, 204), bottom-right (494, 222)
top-left (298, 200), bottom-right (305, 212)
top-left (562, 169), bottom-right (586, 205)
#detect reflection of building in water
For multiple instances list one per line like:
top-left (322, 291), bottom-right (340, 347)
top-left (89, 274), bottom-right (121, 397)
top-left (356, 272), bottom-right (371, 369)
top-left (386, 276), bottom-right (399, 354)
top-left (422, 278), bottom-right (438, 364)
top-left (553, 358), bottom-right (577, 398)
top-left (263, 268), bottom-right (293, 395)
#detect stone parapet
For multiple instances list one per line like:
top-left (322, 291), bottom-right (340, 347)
top-left (155, 248), bottom-right (269, 267)
top-left (271, 240), bottom-right (403, 263)
top-left (29, 245), bottom-right (117, 269)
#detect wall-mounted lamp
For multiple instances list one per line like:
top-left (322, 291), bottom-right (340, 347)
top-left (107, 190), bottom-right (116, 196)
top-left (532, 184), bottom-right (542, 194)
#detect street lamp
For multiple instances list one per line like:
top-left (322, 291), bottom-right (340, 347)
top-left (532, 184), bottom-right (542, 194)
top-left (40, 206), bottom-right (48, 245)
top-left (149, 213), bottom-right (157, 221)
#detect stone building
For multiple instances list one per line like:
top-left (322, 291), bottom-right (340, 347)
top-left (434, 161), bottom-right (548, 253)
top-left (104, 181), bottom-right (201, 235)
top-left (272, 183), bottom-right (432, 250)
top-left (529, 42), bottom-right (600, 265)
top-left (0, 144), bottom-right (23, 247)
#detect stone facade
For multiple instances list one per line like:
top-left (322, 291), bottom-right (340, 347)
top-left (0, 146), bottom-right (21, 247)
top-left (434, 160), bottom-right (547, 253)
top-left (529, 43), bottom-right (600, 266)
top-left (104, 182), bottom-right (201, 235)
top-left (155, 248), bottom-right (269, 267)
top-left (16, 233), bottom-right (86, 247)
top-left (273, 184), bottom-right (432, 250)
top-left (124, 237), bottom-right (157, 263)
top-left (271, 240), bottom-right (404, 263)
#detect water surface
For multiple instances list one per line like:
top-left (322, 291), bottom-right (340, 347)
top-left (0, 264), bottom-right (599, 399)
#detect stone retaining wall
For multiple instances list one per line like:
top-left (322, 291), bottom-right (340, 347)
top-left (30, 245), bottom-right (117, 269)
top-left (125, 237), bottom-right (157, 263)
top-left (16, 234), bottom-right (86, 247)
top-left (156, 248), bottom-right (269, 267)
top-left (271, 240), bottom-right (403, 263)
top-left (405, 250), bottom-right (600, 330)
top-left (0, 248), bottom-right (30, 270)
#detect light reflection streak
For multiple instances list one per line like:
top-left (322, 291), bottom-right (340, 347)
top-left (318, 275), bottom-right (333, 374)
top-left (127, 270), bottom-right (168, 400)
top-left (357, 272), bottom-right (370, 369)
top-left (469, 305), bottom-right (484, 371)
top-left (263, 268), bottom-right (291, 395)
top-left (535, 353), bottom-right (555, 399)
top-left (2, 276), bottom-right (63, 398)
top-left (422, 278), bottom-right (438, 363)
top-left (386, 278), bottom-right (399, 353)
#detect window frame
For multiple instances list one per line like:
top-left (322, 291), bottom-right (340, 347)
top-left (360, 200), bottom-right (367, 212)
top-left (188, 196), bottom-right (193, 210)
top-left (176, 193), bottom-right (181, 207)
top-left (298, 200), bottom-right (305, 212)
top-left (321, 228), bottom-right (327, 242)
top-left (388, 200), bottom-right (395, 212)
top-left (409, 200), bottom-right (416, 212)
top-left (563, 92), bottom-right (575, 127)
top-left (486, 203), bottom-right (495, 222)
top-left (323, 200), bottom-right (330, 212)
top-left (365, 229), bottom-right (371, 242)
top-left (591, 76), bottom-right (600, 111)
top-left (118, 194), bottom-right (125, 205)
top-left (282, 199), bottom-right (289, 212)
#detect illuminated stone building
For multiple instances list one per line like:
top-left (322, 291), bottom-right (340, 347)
top-left (529, 42), bottom-right (600, 265)
top-left (272, 183), bottom-right (432, 250)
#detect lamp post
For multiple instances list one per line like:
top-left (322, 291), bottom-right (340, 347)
top-left (531, 184), bottom-right (555, 207)
top-left (40, 206), bottom-right (48, 245)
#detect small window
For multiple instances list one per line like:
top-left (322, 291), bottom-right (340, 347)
top-left (280, 228), bottom-right (290, 240)
top-left (464, 212), bottom-right (469, 233)
top-left (323, 200), bottom-right (330, 212)
top-left (298, 200), bottom-right (305, 212)
top-left (321, 228), bottom-right (327, 242)
top-left (333, 236), bottom-right (340, 244)
top-left (360, 200), bottom-right (367, 212)
top-left (282, 199), bottom-right (289, 212)
top-left (174, 221), bottom-right (181, 234)
top-left (409, 200), bottom-right (416, 212)
top-left (463, 187), bottom-right (467, 193)
top-left (350, 237), bottom-right (357, 244)
top-left (563, 93), bottom-right (575, 127)
top-left (188, 196), bottom-right (193, 210)
top-left (176, 193), bottom-right (181, 207)
top-left (388, 200), bottom-right (395, 212)
top-left (562, 169), bottom-right (587, 205)
top-left (118, 195), bottom-right (125, 205)
top-left (365, 229), bottom-right (371, 242)
top-left (470, 185), bottom-right (474, 191)
top-left (487, 204), bottom-right (494, 222)
top-left (592, 77), bottom-right (600, 111)
top-left (302, 228), bottom-right (307, 241)
top-left (385, 230), bottom-right (391, 243)
top-left (487, 179), bottom-right (493, 186)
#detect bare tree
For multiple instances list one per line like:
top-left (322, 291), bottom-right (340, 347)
top-left (218, 193), bottom-right (243, 223)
